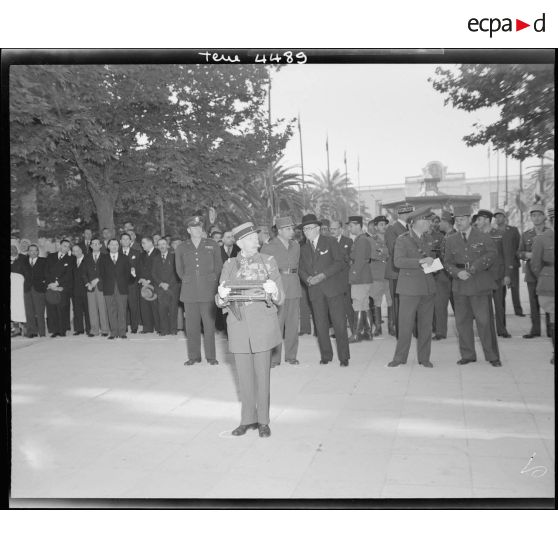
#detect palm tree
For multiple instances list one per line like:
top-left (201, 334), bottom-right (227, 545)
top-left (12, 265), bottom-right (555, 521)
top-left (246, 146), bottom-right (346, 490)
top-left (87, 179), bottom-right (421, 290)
top-left (308, 169), bottom-right (360, 222)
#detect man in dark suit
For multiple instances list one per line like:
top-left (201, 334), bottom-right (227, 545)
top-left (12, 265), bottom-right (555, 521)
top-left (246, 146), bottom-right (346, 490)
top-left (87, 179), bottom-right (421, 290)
top-left (83, 238), bottom-right (110, 337)
top-left (152, 238), bottom-right (180, 336)
top-left (136, 236), bottom-right (161, 334)
top-left (444, 205), bottom-right (501, 367)
top-left (298, 214), bottom-right (350, 366)
top-left (216, 230), bottom-right (241, 333)
top-left (120, 232), bottom-right (141, 333)
top-left (22, 244), bottom-right (47, 337)
top-left (329, 219), bottom-right (354, 337)
top-left (44, 238), bottom-right (74, 337)
top-left (71, 244), bottom-right (91, 336)
top-left (78, 228), bottom-right (94, 255)
top-left (175, 215), bottom-right (223, 365)
top-left (99, 238), bottom-right (131, 339)
top-left (388, 208), bottom-right (437, 367)
top-left (100, 228), bottom-right (112, 254)
top-left (385, 204), bottom-right (414, 338)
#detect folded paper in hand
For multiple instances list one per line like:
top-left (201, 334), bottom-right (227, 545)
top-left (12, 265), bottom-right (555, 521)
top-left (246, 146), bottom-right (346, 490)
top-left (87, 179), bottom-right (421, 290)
top-left (421, 257), bottom-right (444, 274)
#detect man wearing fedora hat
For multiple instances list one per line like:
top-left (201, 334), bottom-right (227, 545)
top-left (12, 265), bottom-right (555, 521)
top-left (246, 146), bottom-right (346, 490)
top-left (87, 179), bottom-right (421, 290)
top-left (518, 204), bottom-right (552, 339)
top-left (387, 207), bottom-right (437, 367)
top-left (216, 221), bottom-right (284, 438)
top-left (385, 204), bottom-right (414, 338)
top-left (298, 214), bottom-right (350, 366)
top-left (347, 215), bottom-right (374, 343)
top-left (175, 215), bottom-right (223, 365)
top-left (444, 205), bottom-right (501, 366)
top-left (531, 207), bottom-right (555, 364)
top-left (261, 216), bottom-right (301, 366)
top-left (137, 236), bottom-right (161, 334)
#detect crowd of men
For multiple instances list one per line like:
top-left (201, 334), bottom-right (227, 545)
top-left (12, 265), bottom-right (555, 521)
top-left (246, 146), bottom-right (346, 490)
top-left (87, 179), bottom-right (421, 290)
top-left (10, 204), bottom-right (555, 369)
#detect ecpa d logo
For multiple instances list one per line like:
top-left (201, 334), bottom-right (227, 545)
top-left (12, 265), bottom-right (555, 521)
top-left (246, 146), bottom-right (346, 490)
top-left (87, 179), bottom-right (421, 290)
top-left (468, 13), bottom-right (545, 37)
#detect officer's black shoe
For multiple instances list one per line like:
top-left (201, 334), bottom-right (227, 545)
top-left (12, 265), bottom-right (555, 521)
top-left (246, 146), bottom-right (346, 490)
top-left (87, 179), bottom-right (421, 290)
top-left (387, 360), bottom-right (404, 367)
top-left (319, 359), bottom-right (331, 365)
top-left (490, 360), bottom-right (502, 367)
top-left (73, 331), bottom-right (83, 336)
top-left (457, 358), bottom-right (476, 365)
top-left (50, 333), bottom-right (59, 338)
top-left (120, 335), bottom-right (128, 339)
top-left (108, 336), bottom-right (115, 340)
top-left (420, 361), bottom-right (434, 368)
top-left (258, 424), bottom-right (271, 438)
top-left (231, 423), bottom-right (258, 436)
top-left (286, 359), bottom-right (299, 365)
top-left (515, 313), bottom-right (525, 317)
top-left (207, 359), bottom-right (219, 365)
top-left (522, 333), bottom-right (540, 339)
top-left (184, 358), bottom-right (202, 366)
top-left (101, 333), bottom-right (109, 337)
top-left (131, 330), bottom-right (138, 334)
top-left (432, 334), bottom-right (446, 340)
top-left (87, 333), bottom-right (95, 337)
top-left (499, 332), bottom-right (512, 338)
top-left (340, 360), bottom-right (349, 367)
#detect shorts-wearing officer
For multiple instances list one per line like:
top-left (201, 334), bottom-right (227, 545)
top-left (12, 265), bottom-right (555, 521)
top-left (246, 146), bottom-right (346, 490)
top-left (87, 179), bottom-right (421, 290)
top-left (444, 205), bottom-right (501, 367)
top-left (216, 222), bottom-right (285, 438)
top-left (175, 215), bottom-right (223, 365)
top-left (530, 207), bottom-right (555, 364)
top-left (388, 207), bottom-right (437, 368)
top-left (261, 216), bottom-right (301, 366)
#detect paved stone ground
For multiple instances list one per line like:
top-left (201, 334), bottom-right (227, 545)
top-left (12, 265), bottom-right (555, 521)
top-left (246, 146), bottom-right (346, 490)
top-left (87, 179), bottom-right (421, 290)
top-left (10, 302), bottom-right (554, 501)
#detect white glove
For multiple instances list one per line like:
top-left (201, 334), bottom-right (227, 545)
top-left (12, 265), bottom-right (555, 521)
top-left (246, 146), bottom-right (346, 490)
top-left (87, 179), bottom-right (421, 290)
top-left (218, 282), bottom-right (231, 299)
top-left (263, 279), bottom-right (278, 297)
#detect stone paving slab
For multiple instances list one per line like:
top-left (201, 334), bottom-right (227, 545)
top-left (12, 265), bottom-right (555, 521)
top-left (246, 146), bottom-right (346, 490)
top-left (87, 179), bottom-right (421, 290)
top-left (10, 312), bottom-right (555, 501)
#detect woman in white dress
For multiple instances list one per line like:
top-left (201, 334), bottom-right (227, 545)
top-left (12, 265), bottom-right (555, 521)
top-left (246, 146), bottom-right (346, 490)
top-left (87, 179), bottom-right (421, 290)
top-left (11, 241), bottom-right (27, 335)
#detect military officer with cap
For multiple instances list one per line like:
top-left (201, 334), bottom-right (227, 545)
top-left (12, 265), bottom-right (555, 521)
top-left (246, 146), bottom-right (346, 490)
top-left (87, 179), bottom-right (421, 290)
top-left (476, 209), bottom-right (511, 338)
top-left (388, 207), bottom-right (437, 367)
top-left (432, 210), bottom-right (456, 340)
top-left (347, 215), bottom-right (374, 342)
top-left (175, 215), bottom-right (223, 365)
top-left (385, 204), bottom-right (414, 338)
top-left (444, 205), bottom-right (501, 367)
top-left (530, 207), bottom-right (555, 364)
top-left (518, 204), bottom-right (552, 339)
top-left (261, 216), bottom-right (301, 366)
top-left (368, 215), bottom-right (394, 336)
top-left (216, 222), bottom-right (284, 438)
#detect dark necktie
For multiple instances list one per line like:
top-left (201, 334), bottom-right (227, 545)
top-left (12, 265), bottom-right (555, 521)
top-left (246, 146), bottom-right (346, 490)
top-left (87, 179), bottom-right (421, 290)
top-left (462, 232), bottom-right (467, 243)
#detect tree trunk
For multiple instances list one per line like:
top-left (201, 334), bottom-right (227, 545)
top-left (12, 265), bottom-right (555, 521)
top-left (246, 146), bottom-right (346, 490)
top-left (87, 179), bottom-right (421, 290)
top-left (18, 185), bottom-right (39, 241)
top-left (90, 190), bottom-right (115, 235)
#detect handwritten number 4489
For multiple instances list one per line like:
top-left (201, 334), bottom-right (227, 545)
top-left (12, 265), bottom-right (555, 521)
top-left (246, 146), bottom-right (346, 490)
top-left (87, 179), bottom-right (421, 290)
top-left (255, 52), bottom-right (307, 64)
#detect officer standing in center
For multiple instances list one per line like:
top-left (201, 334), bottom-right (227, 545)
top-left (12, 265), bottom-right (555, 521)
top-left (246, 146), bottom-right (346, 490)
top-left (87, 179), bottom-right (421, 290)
top-left (175, 215), bottom-right (223, 366)
top-left (261, 216), bottom-right (301, 367)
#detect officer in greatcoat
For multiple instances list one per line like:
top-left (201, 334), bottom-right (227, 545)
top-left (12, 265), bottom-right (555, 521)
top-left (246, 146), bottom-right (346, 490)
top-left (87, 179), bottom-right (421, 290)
top-left (216, 222), bottom-right (284, 438)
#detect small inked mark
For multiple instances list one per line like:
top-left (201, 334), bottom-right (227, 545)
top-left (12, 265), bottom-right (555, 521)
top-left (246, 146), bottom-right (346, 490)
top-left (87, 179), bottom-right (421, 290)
top-left (520, 453), bottom-right (548, 478)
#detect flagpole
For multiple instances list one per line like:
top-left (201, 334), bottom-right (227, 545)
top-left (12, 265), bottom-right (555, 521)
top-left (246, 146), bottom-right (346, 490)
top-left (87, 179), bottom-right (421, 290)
top-left (496, 149), bottom-right (500, 209)
top-left (326, 134), bottom-right (331, 187)
top-left (519, 159), bottom-right (523, 232)
top-left (344, 150), bottom-right (349, 221)
top-left (357, 156), bottom-right (361, 214)
top-left (298, 114), bottom-right (306, 212)
top-left (505, 153), bottom-right (509, 207)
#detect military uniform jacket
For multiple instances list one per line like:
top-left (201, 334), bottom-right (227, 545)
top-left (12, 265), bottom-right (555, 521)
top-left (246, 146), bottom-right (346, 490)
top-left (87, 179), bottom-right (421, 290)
top-left (175, 238), bottom-right (223, 303)
top-left (368, 233), bottom-right (389, 281)
top-left (393, 230), bottom-right (436, 296)
top-left (518, 227), bottom-right (551, 283)
top-left (45, 252), bottom-right (75, 295)
top-left (349, 233), bottom-right (373, 285)
top-left (486, 227), bottom-right (505, 281)
top-left (444, 228), bottom-right (497, 296)
top-left (530, 230), bottom-right (554, 297)
top-left (501, 225), bottom-right (520, 275)
top-left (298, 234), bottom-right (347, 300)
top-left (260, 236), bottom-right (301, 299)
top-left (385, 220), bottom-right (407, 279)
top-left (216, 252), bottom-right (284, 353)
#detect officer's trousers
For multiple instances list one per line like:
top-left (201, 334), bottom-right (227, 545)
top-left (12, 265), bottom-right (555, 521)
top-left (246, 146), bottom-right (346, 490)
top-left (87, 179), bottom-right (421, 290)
top-left (526, 281), bottom-right (542, 335)
top-left (271, 297), bottom-right (300, 365)
top-left (433, 272), bottom-right (451, 338)
top-left (492, 283), bottom-right (507, 335)
top-left (392, 294), bottom-right (435, 364)
top-left (508, 267), bottom-right (523, 315)
top-left (234, 350), bottom-right (271, 425)
top-left (454, 293), bottom-right (500, 362)
top-left (185, 301), bottom-right (216, 360)
top-left (389, 277), bottom-right (399, 338)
